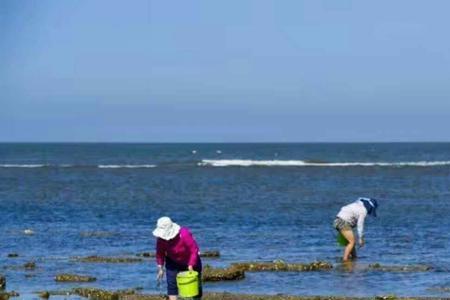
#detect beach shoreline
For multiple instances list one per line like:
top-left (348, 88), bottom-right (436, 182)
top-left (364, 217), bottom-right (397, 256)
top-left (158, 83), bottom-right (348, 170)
top-left (3, 290), bottom-right (450, 300)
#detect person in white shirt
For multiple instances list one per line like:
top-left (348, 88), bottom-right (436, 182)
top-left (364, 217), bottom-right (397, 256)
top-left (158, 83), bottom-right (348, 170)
top-left (333, 197), bottom-right (378, 261)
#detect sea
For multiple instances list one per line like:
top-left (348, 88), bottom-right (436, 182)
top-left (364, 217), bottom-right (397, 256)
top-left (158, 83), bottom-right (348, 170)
top-left (0, 143), bottom-right (449, 299)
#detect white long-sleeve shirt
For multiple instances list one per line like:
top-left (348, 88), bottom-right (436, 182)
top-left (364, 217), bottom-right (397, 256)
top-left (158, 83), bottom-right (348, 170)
top-left (336, 200), bottom-right (367, 238)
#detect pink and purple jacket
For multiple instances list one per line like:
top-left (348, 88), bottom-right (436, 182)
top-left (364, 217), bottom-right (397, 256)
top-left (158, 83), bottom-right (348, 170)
top-left (156, 227), bottom-right (200, 267)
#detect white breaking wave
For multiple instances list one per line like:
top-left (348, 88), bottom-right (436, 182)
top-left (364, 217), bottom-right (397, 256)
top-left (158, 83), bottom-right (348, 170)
top-left (199, 159), bottom-right (450, 167)
top-left (0, 164), bottom-right (47, 168)
top-left (97, 164), bottom-right (157, 169)
top-left (0, 164), bottom-right (156, 169)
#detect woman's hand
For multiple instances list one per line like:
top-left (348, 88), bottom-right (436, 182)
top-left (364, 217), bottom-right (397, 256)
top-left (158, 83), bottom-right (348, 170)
top-left (188, 265), bottom-right (194, 272)
top-left (157, 265), bottom-right (164, 280)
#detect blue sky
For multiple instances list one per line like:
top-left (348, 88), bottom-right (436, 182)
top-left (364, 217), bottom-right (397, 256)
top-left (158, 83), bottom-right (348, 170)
top-left (1, 1), bottom-right (450, 142)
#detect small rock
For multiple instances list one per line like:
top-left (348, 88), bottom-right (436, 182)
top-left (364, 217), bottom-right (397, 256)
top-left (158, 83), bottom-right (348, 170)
top-left (136, 252), bottom-right (154, 258)
top-left (0, 275), bottom-right (5, 289)
top-left (7, 254), bottom-right (18, 258)
top-left (201, 250), bottom-right (220, 258)
top-left (24, 261), bottom-right (36, 270)
top-left (39, 291), bottom-right (50, 299)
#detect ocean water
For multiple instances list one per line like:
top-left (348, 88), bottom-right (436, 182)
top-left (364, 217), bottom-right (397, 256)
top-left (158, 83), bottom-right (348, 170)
top-left (0, 143), bottom-right (450, 299)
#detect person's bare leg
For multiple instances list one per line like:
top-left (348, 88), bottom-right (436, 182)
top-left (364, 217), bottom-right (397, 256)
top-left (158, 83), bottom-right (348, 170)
top-left (350, 245), bottom-right (357, 259)
top-left (168, 296), bottom-right (177, 300)
top-left (340, 229), bottom-right (355, 261)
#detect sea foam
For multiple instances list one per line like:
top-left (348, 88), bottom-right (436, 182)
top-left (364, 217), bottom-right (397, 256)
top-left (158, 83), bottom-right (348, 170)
top-left (0, 164), bottom-right (47, 168)
top-left (97, 164), bottom-right (157, 168)
top-left (198, 159), bottom-right (450, 167)
top-left (0, 164), bottom-right (157, 169)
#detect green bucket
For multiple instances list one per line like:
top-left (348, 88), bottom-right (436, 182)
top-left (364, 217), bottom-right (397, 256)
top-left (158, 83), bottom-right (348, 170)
top-left (176, 271), bottom-right (199, 298)
top-left (337, 232), bottom-right (349, 246)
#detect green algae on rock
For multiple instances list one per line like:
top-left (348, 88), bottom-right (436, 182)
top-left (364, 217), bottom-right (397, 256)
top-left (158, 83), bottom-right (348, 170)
top-left (232, 260), bottom-right (333, 272)
top-left (202, 265), bottom-right (245, 281)
top-left (375, 296), bottom-right (399, 300)
top-left (0, 291), bottom-right (19, 300)
top-left (201, 250), bottom-right (220, 258)
top-left (75, 256), bottom-right (143, 263)
top-left (55, 274), bottom-right (97, 282)
top-left (23, 261), bottom-right (36, 270)
top-left (38, 291), bottom-right (50, 299)
top-left (136, 252), bottom-right (155, 258)
top-left (71, 287), bottom-right (136, 300)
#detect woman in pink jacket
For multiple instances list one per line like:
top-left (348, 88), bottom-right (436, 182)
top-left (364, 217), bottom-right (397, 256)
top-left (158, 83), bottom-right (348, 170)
top-left (153, 216), bottom-right (202, 300)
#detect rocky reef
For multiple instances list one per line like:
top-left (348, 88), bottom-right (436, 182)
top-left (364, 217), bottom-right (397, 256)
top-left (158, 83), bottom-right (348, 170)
top-left (231, 260), bottom-right (333, 272)
top-left (71, 287), bottom-right (137, 300)
top-left (55, 274), bottom-right (97, 282)
top-left (202, 265), bottom-right (245, 281)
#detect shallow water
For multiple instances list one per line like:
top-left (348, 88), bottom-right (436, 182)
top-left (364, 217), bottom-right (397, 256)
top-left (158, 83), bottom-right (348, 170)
top-left (1, 143), bottom-right (450, 299)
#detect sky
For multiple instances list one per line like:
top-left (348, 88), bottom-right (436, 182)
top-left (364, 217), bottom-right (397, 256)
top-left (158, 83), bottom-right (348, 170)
top-left (1, 0), bottom-right (450, 142)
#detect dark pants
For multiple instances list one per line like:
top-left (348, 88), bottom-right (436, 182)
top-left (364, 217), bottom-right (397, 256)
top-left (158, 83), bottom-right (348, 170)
top-left (166, 257), bottom-right (202, 298)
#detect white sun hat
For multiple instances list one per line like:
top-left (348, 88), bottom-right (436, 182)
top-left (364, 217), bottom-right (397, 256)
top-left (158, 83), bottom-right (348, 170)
top-left (152, 217), bottom-right (181, 240)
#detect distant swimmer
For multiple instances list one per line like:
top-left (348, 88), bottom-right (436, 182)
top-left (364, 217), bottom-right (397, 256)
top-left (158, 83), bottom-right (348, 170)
top-left (333, 197), bottom-right (378, 261)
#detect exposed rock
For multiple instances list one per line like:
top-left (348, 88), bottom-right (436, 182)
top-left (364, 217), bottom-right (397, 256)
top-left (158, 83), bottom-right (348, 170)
top-left (0, 275), bottom-right (5, 289)
top-left (201, 250), bottom-right (220, 258)
top-left (39, 291), bottom-right (50, 299)
top-left (0, 291), bottom-right (19, 300)
top-left (71, 287), bottom-right (135, 300)
top-left (55, 274), bottom-right (97, 282)
top-left (232, 260), bottom-right (333, 272)
top-left (375, 296), bottom-right (398, 300)
top-left (6, 254), bottom-right (18, 258)
top-left (136, 252), bottom-right (155, 258)
top-left (23, 261), bottom-right (36, 270)
top-left (202, 265), bottom-right (245, 281)
top-left (75, 256), bottom-right (143, 263)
